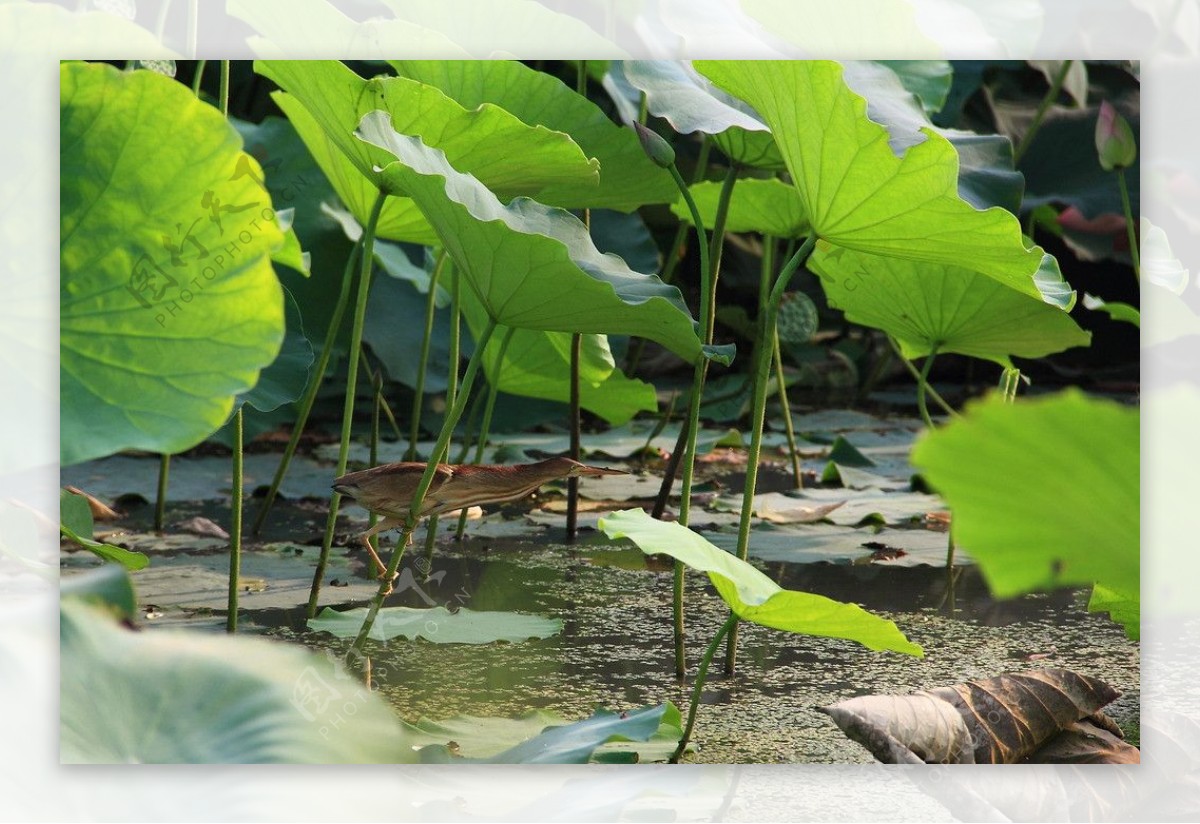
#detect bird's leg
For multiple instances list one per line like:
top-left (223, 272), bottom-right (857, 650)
top-left (358, 516), bottom-right (404, 579)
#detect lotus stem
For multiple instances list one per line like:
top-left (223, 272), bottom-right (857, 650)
top-left (226, 408), bottom-right (243, 633)
top-left (915, 346), bottom-right (940, 429)
top-left (1116, 169), bottom-right (1140, 278)
top-left (251, 241), bottom-right (362, 535)
top-left (308, 189), bottom-right (388, 618)
top-left (672, 613), bottom-right (739, 763)
top-left (154, 453), bottom-right (169, 533)
top-left (1015, 60), bottom-right (1072, 165)
top-left (887, 337), bottom-right (959, 419)
top-left (456, 326), bottom-right (515, 540)
top-left (567, 331), bottom-right (582, 542)
top-left (773, 328), bottom-right (803, 489)
top-left (190, 60), bottom-right (206, 97)
top-left (407, 249), bottom-right (448, 460)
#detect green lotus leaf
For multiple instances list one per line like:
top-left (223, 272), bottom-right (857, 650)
top-left (256, 60), bottom-right (598, 242)
top-left (672, 177), bottom-right (810, 238)
top-left (461, 291), bottom-right (657, 426)
top-left (695, 60), bottom-right (1061, 305)
top-left (390, 59), bottom-right (679, 210)
top-left (809, 243), bottom-right (1090, 367)
top-left (61, 600), bottom-right (413, 763)
top-left (614, 60), bottom-right (784, 170)
top-left (599, 509), bottom-right (923, 656)
top-left (60, 62), bottom-right (285, 465)
top-left (356, 112), bottom-right (708, 364)
top-left (911, 390), bottom-right (1139, 613)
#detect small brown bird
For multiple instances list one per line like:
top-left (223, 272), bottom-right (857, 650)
top-left (333, 457), bottom-right (626, 577)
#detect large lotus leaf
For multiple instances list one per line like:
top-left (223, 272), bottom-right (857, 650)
top-left (911, 390), bottom-right (1139, 618)
top-left (356, 113), bottom-right (712, 365)
top-left (272, 93), bottom-right (437, 244)
top-left (256, 60), bottom-right (598, 242)
top-left (257, 60), bottom-right (597, 198)
top-left (61, 600), bottom-right (413, 763)
top-left (695, 61), bottom-right (1058, 304)
top-left (673, 178), bottom-right (810, 238)
top-left (390, 60), bottom-right (678, 210)
top-left (809, 243), bottom-right (1090, 367)
top-left (838, 61), bottom-right (1024, 213)
top-left (613, 61), bottom-right (784, 170)
top-left (60, 62), bottom-right (285, 466)
top-left (599, 509), bottom-right (922, 656)
top-left (460, 291), bottom-right (656, 426)
top-left (308, 605), bottom-right (562, 644)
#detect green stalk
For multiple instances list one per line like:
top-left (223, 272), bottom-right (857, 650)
top-left (887, 337), bottom-right (958, 419)
top-left (226, 408), bottom-right (243, 633)
top-left (567, 209), bottom-right (590, 542)
top-left (154, 453), bottom-right (170, 533)
top-left (361, 345), bottom-right (405, 441)
top-left (218, 60), bottom-right (229, 116)
top-left (351, 318), bottom-right (500, 654)
top-left (725, 235), bottom-right (816, 675)
top-left (915, 346), bottom-right (940, 429)
top-left (406, 249), bottom-right (448, 460)
top-left (1116, 169), bottom-right (1140, 278)
top-left (671, 613), bottom-right (739, 763)
top-left (945, 522), bottom-right (957, 581)
top-left (773, 327), bottom-right (803, 489)
top-left (624, 139), bottom-right (712, 374)
top-left (366, 353), bottom-right (382, 556)
top-left (456, 326), bottom-right (515, 540)
top-left (1014, 60), bottom-right (1072, 165)
top-left (566, 331), bottom-right (582, 542)
top-left (424, 262), bottom-right (462, 564)
top-left (191, 60), bottom-right (206, 97)
top-left (251, 241), bottom-right (362, 534)
top-left (307, 189), bottom-right (388, 618)
top-left (665, 164), bottom-right (714, 679)
top-left (762, 236), bottom-right (802, 487)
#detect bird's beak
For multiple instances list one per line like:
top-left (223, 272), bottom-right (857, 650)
top-left (575, 465), bottom-right (628, 477)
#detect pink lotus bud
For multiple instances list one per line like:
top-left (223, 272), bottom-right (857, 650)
top-left (1095, 100), bottom-right (1137, 171)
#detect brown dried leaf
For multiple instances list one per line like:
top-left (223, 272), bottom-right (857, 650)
top-left (64, 486), bottom-right (120, 521)
top-left (174, 516), bottom-right (230, 540)
top-left (756, 498), bottom-right (845, 524)
top-left (1032, 718), bottom-right (1140, 764)
top-left (927, 669), bottom-right (1120, 764)
top-left (821, 669), bottom-right (1126, 765)
top-left (818, 693), bottom-right (974, 764)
